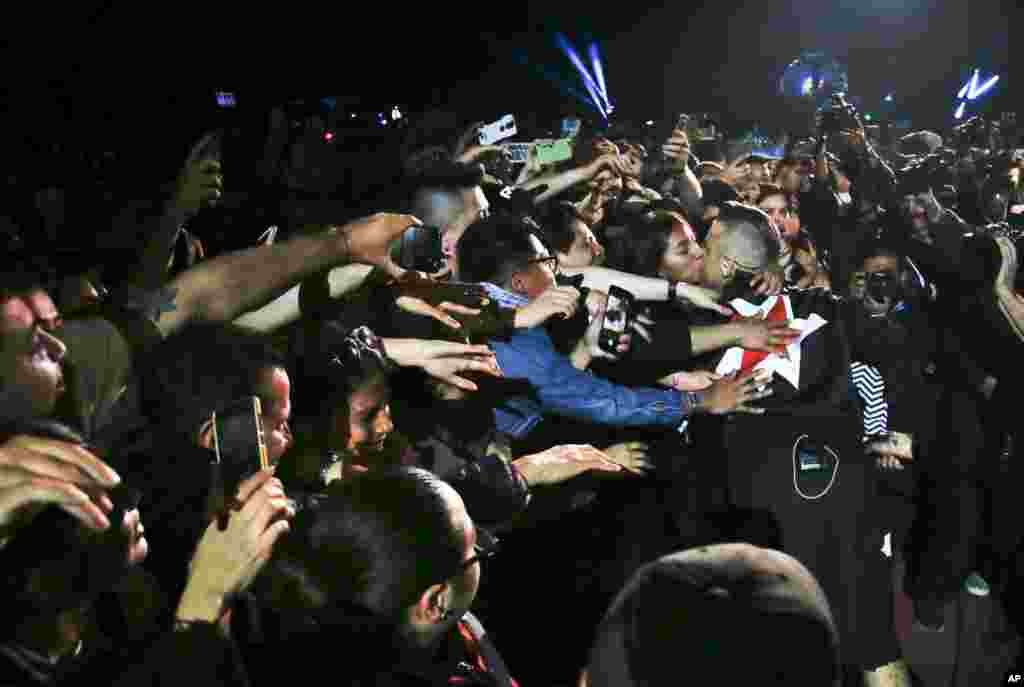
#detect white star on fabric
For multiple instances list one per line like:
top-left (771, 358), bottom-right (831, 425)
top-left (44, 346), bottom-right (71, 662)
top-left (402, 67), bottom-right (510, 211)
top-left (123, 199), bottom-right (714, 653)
top-left (714, 295), bottom-right (829, 390)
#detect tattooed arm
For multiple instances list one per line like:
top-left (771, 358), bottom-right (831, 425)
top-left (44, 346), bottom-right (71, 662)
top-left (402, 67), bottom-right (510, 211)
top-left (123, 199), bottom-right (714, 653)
top-left (133, 214), bottom-right (417, 337)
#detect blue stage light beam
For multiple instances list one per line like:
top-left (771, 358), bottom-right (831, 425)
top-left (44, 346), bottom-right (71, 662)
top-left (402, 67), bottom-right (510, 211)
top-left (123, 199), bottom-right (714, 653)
top-left (954, 101), bottom-right (966, 119)
top-left (969, 74), bottom-right (999, 100)
top-left (512, 50), bottom-right (604, 113)
top-left (957, 71), bottom-right (976, 99)
top-left (555, 33), bottom-right (605, 105)
top-left (588, 43), bottom-right (611, 109)
top-left (583, 78), bottom-right (608, 119)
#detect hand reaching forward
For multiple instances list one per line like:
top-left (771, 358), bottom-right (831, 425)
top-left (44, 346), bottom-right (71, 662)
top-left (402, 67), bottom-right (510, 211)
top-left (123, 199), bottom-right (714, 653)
top-left (381, 339), bottom-right (502, 392)
top-left (512, 444), bottom-right (623, 487)
top-left (176, 470), bottom-right (293, 623)
top-left (339, 213), bottom-right (423, 278)
top-left (734, 317), bottom-right (801, 354)
top-left (696, 369), bottom-right (774, 415)
top-left (603, 442), bottom-right (655, 475)
top-left (0, 435), bottom-right (122, 546)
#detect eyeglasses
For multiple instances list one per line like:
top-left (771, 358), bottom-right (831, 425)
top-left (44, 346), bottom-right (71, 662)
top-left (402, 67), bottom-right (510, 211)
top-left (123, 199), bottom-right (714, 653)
top-left (461, 527), bottom-right (500, 569)
top-left (526, 255), bottom-right (560, 275)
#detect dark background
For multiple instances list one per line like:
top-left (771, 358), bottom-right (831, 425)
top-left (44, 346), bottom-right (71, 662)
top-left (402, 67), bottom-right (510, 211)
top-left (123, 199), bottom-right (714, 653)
top-left (0, 0), bottom-right (1015, 145)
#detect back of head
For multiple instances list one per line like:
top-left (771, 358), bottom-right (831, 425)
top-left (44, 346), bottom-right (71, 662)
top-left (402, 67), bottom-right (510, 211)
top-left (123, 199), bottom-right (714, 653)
top-left (456, 215), bottom-right (541, 286)
top-left (537, 202), bottom-right (583, 255)
top-left (693, 140), bottom-right (724, 166)
top-left (587, 544), bottom-right (840, 687)
top-left (267, 467), bottom-right (463, 622)
top-left (138, 322), bottom-right (284, 444)
top-left (716, 202), bottom-right (781, 274)
top-left (607, 210), bottom-right (682, 278)
top-left (405, 160), bottom-right (485, 229)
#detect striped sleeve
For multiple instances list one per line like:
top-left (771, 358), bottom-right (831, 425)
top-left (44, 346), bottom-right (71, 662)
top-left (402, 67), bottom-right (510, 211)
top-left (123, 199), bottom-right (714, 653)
top-left (849, 361), bottom-right (888, 438)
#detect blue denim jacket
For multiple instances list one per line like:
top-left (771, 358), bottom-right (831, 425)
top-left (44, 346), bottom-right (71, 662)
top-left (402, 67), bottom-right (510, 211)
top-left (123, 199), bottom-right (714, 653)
top-left (480, 283), bottom-right (696, 438)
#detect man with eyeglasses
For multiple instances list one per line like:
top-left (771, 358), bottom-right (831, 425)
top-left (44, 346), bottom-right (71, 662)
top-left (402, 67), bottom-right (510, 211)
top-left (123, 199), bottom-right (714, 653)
top-left (455, 215), bottom-right (772, 445)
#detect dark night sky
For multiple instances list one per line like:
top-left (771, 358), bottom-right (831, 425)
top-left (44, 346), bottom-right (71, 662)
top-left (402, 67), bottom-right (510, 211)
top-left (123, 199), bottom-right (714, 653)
top-left (2, 0), bottom-right (1015, 137)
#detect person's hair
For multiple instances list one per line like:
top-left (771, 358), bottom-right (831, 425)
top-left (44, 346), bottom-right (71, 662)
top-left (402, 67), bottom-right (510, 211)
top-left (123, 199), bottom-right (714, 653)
top-left (267, 467), bottom-right (465, 622)
top-left (853, 235), bottom-right (905, 274)
top-left (405, 160), bottom-right (485, 228)
top-left (588, 550), bottom-right (840, 687)
top-left (756, 183), bottom-right (787, 206)
top-left (693, 140), bottom-right (724, 165)
top-left (716, 202), bottom-right (781, 273)
top-left (295, 323), bottom-right (393, 448)
top-left (700, 179), bottom-right (741, 209)
top-left (538, 202), bottom-right (584, 255)
top-left (456, 215), bottom-right (546, 286)
top-left (138, 322), bottom-right (285, 443)
top-left (607, 210), bottom-right (684, 278)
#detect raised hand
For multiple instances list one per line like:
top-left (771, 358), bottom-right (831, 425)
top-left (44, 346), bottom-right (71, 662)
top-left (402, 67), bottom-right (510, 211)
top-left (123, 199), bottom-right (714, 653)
top-left (0, 436), bottom-right (121, 545)
top-left (176, 470), bottom-right (293, 623)
top-left (172, 133), bottom-right (224, 219)
top-left (340, 213), bottom-right (423, 278)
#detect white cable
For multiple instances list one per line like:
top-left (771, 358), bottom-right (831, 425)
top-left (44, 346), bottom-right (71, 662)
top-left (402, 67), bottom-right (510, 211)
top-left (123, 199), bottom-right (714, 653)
top-left (792, 434), bottom-right (840, 500)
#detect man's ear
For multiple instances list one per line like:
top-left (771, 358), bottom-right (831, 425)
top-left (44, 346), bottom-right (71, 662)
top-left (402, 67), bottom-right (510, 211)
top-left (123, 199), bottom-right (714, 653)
top-left (720, 256), bottom-right (738, 282)
top-left (411, 582), bottom-right (449, 626)
top-left (196, 418), bottom-right (215, 451)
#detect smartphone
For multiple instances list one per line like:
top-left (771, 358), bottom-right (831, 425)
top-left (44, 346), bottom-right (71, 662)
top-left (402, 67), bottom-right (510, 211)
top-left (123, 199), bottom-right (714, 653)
top-left (212, 396), bottom-right (270, 488)
top-left (398, 224), bottom-right (446, 273)
top-left (560, 117), bottom-right (582, 139)
top-left (503, 142), bottom-right (531, 163)
top-left (599, 285), bottom-right (635, 355)
top-left (215, 91), bottom-right (237, 108)
top-left (479, 115), bottom-right (518, 145)
top-left (798, 446), bottom-right (823, 471)
top-left (534, 139), bottom-right (574, 165)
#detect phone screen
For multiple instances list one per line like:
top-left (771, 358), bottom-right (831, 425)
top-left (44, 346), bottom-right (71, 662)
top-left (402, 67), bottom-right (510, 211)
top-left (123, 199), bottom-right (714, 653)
top-left (505, 143), bottom-right (531, 163)
top-left (600, 286), bottom-right (634, 354)
top-left (399, 225), bottom-right (445, 273)
top-left (534, 139), bottom-right (574, 165)
top-left (212, 396), bottom-right (269, 484)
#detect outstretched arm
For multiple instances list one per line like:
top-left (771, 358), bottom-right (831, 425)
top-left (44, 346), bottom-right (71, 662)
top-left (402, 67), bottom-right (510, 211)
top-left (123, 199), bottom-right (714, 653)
top-left (140, 215), bottom-right (418, 337)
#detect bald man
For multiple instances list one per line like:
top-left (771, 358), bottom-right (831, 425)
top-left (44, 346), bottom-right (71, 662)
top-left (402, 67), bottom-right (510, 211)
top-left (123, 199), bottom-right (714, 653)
top-left (701, 201), bottom-right (781, 298)
top-left (676, 202), bottom-right (912, 683)
top-left (582, 543), bottom-right (842, 687)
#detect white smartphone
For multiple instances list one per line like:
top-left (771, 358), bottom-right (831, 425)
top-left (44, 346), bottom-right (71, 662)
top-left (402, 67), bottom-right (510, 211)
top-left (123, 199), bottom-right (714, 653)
top-left (479, 115), bottom-right (518, 145)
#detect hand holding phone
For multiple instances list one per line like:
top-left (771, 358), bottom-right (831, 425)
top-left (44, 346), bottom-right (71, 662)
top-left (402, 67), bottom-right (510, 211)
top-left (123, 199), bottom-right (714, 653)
top-left (207, 397), bottom-right (271, 528)
top-left (599, 286), bottom-right (635, 355)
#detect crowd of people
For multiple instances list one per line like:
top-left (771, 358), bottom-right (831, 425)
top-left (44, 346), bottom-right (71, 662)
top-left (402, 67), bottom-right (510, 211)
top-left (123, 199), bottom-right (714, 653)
top-left (1, 89), bottom-right (1022, 687)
